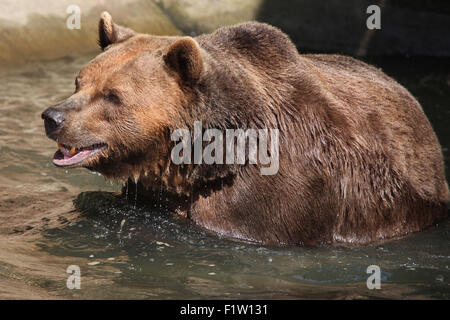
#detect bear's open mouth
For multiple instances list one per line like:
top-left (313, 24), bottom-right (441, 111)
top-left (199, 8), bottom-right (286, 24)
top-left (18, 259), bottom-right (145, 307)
top-left (53, 143), bottom-right (107, 167)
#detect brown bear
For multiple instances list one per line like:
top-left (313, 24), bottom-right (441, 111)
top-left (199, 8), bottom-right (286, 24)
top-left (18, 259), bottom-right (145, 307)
top-left (42, 12), bottom-right (449, 246)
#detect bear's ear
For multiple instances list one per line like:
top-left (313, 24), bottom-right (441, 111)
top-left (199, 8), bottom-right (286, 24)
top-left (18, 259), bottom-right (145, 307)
top-left (98, 11), bottom-right (136, 51)
top-left (164, 37), bottom-right (203, 84)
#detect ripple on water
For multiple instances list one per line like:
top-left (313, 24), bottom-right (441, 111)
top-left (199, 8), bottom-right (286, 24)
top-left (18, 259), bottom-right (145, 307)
top-left (27, 190), bottom-right (449, 299)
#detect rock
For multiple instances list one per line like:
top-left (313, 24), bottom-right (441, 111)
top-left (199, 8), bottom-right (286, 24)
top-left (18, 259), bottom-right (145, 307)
top-left (154, 0), bottom-right (262, 35)
top-left (0, 0), bottom-right (181, 68)
top-left (2, 0), bottom-right (449, 69)
top-left (256, 0), bottom-right (450, 56)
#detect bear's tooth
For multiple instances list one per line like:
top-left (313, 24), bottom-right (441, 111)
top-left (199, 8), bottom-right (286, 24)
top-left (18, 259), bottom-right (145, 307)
top-left (70, 146), bottom-right (76, 156)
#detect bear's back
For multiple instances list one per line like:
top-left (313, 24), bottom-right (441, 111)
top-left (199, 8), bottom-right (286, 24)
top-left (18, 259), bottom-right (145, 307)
top-left (196, 22), bottom-right (301, 72)
top-left (196, 22), bottom-right (448, 222)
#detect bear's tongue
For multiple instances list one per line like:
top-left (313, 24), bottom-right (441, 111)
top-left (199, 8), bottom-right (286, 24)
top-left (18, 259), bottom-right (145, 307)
top-left (53, 143), bottom-right (98, 167)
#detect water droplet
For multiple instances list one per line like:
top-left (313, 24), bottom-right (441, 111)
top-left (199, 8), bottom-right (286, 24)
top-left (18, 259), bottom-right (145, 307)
top-left (119, 219), bottom-right (126, 233)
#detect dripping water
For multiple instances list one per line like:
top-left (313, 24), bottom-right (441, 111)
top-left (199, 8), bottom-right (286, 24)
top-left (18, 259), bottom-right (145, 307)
top-left (159, 180), bottom-right (163, 209)
top-left (134, 178), bottom-right (138, 209)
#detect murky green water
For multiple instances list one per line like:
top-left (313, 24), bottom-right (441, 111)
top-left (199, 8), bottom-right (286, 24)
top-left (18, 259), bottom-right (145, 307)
top-left (0, 55), bottom-right (448, 299)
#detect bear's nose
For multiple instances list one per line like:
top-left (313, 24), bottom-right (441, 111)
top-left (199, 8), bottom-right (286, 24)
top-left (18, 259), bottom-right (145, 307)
top-left (42, 107), bottom-right (65, 136)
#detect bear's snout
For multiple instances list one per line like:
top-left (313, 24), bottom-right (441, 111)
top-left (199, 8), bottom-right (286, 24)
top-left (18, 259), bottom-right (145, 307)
top-left (42, 107), bottom-right (65, 138)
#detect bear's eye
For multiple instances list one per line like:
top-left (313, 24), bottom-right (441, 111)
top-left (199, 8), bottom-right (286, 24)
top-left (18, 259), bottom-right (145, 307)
top-left (104, 91), bottom-right (121, 104)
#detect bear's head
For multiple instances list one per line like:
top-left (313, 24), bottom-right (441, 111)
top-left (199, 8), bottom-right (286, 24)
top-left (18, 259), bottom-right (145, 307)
top-left (42, 12), bottom-right (210, 188)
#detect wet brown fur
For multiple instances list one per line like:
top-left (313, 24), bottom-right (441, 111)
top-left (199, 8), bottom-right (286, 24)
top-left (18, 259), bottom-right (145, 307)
top-left (43, 13), bottom-right (449, 246)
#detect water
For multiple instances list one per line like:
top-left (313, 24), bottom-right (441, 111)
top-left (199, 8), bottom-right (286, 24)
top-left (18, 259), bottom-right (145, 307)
top-left (0, 55), bottom-right (449, 299)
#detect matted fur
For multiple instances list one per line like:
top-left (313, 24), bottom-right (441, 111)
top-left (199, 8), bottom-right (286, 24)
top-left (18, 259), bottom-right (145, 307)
top-left (42, 13), bottom-right (449, 246)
